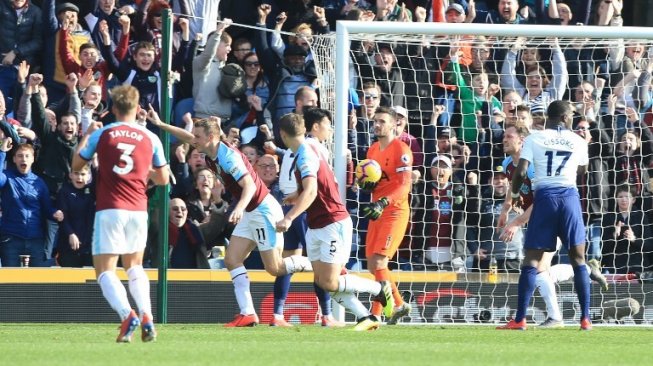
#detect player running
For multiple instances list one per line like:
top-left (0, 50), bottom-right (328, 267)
top-left (357, 106), bottom-right (413, 324)
top-left (497, 101), bottom-right (594, 331)
top-left (72, 85), bottom-right (169, 343)
top-left (271, 108), bottom-right (343, 327)
top-left (188, 117), bottom-right (313, 327)
top-left (275, 113), bottom-right (394, 331)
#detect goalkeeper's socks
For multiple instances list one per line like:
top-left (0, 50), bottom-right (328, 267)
top-left (273, 273), bottom-right (292, 316)
top-left (314, 282), bottom-right (332, 316)
top-left (573, 264), bottom-right (591, 320)
top-left (230, 266), bottom-right (256, 314)
top-left (535, 271), bottom-right (562, 321)
top-left (515, 266), bottom-right (537, 322)
top-left (372, 268), bottom-right (404, 308)
top-left (371, 301), bottom-right (383, 317)
top-left (391, 281), bottom-right (404, 307)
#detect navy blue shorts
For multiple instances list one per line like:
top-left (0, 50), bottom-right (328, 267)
top-left (524, 187), bottom-right (586, 251)
top-left (282, 206), bottom-right (307, 251)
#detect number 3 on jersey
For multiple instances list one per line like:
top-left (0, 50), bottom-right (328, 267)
top-left (545, 150), bottom-right (571, 176)
top-left (113, 143), bottom-right (136, 175)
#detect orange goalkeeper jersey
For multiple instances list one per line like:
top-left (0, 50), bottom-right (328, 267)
top-left (367, 138), bottom-right (413, 210)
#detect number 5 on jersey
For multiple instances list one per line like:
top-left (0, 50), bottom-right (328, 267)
top-left (114, 143), bottom-right (136, 175)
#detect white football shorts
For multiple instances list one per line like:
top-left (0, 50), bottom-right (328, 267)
top-left (92, 209), bottom-right (149, 255)
top-left (231, 194), bottom-right (284, 251)
top-left (306, 217), bottom-right (352, 264)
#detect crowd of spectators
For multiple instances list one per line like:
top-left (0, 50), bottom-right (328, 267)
top-left (0, 0), bottom-right (651, 276)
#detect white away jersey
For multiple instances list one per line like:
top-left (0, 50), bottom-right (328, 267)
top-left (520, 128), bottom-right (588, 191)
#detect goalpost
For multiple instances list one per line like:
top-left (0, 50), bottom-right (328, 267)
top-left (306, 21), bottom-right (653, 325)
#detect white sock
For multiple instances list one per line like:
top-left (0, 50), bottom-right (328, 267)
top-left (126, 265), bottom-right (152, 319)
top-left (230, 266), bottom-right (256, 315)
top-left (283, 255), bottom-right (313, 273)
top-left (337, 274), bottom-right (381, 295)
top-left (549, 264), bottom-right (575, 283)
top-left (535, 271), bottom-right (562, 321)
top-left (330, 291), bottom-right (370, 319)
top-left (97, 271), bottom-right (132, 321)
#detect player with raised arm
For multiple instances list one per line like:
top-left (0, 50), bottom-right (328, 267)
top-left (190, 117), bottom-right (313, 327)
top-left (72, 85), bottom-right (169, 343)
top-left (497, 100), bottom-right (593, 331)
top-left (498, 123), bottom-right (607, 328)
top-left (357, 106), bottom-right (413, 325)
top-left (275, 113), bottom-right (394, 331)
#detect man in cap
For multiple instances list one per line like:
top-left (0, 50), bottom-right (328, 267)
top-left (393, 105), bottom-right (423, 180)
top-left (445, 3), bottom-right (466, 23)
top-left (43, 0), bottom-right (91, 101)
top-left (418, 153), bottom-right (477, 271)
top-left (255, 4), bottom-right (317, 123)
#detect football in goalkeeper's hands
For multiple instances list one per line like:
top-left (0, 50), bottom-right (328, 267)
top-left (355, 159), bottom-right (382, 187)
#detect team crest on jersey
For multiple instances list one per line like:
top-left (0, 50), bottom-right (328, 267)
top-left (93, 71), bottom-right (102, 80)
top-left (520, 184), bottom-right (530, 195)
top-left (439, 200), bottom-right (452, 215)
top-left (400, 154), bottom-right (410, 165)
top-left (148, 76), bottom-right (157, 83)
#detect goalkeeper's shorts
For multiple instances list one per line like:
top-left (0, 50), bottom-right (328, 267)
top-left (365, 209), bottom-right (409, 258)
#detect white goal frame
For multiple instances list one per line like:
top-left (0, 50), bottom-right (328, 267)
top-left (333, 21), bottom-right (653, 200)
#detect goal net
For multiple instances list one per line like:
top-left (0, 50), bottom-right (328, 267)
top-left (309, 21), bottom-right (653, 325)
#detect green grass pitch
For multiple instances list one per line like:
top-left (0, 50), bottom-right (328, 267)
top-left (1, 324), bottom-right (651, 366)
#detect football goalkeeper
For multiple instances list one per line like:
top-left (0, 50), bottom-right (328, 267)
top-left (359, 106), bottom-right (414, 324)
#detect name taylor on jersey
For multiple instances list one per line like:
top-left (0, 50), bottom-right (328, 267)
top-left (108, 129), bottom-right (144, 141)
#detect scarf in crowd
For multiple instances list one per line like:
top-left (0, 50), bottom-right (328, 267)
top-left (168, 221), bottom-right (200, 248)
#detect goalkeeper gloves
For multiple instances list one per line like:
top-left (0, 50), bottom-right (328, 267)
top-left (361, 198), bottom-right (389, 220)
top-left (357, 179), bottom-right (378, 193)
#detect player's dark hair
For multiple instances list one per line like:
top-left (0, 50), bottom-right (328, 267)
top-left (546, 100), bottom-right (573, 128)
top-left (278, 112), bottom-right (306, 137)
top-left (304, 107), bottom-right (331, 132)
top-left (374, 105), bottom-right (397, 120)
top-left (109, 85), bottom-right (140, 117)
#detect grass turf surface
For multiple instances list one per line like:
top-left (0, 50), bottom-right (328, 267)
top-left (0, 324), bottom-right (650, 366)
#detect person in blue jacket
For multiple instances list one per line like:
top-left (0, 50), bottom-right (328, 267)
top-left (0, 138), bottom-right (63, 267)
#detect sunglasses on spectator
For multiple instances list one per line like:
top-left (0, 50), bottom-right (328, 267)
top-left (364, 94), bottom-right (379, 100)
top-left (244, 61), bottom-right (260, 67)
